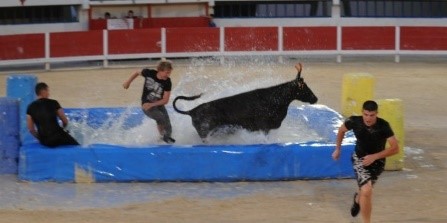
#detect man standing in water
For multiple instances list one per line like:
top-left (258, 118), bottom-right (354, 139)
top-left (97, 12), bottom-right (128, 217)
top-left (123, 60), bottom-right (176, 144)
top-left (26, 82), bottom-right (79, 147)
top-left (332, 100), bottom-right (399, 223)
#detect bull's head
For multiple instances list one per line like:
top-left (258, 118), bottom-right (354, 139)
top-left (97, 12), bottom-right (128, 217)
top-left (294, 63), bottom-right (318, 104)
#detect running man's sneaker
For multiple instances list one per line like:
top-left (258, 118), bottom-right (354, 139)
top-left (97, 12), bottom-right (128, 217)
top-left (351, 192), bottom-right (360, 217)
top-left (162, 135), bottom-right (176, 144)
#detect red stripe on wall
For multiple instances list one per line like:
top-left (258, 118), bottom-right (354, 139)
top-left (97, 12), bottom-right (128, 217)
top-left (225, 27), bottom-right (278, 51)
top-left (89, 19), bottom-right (107, 30)
top-left (50, 31), bottom-right (103, 57)
top-left (133, 18), bottom-right (152, 29)
top-left (109, 29), bottom-right (162, 54)
top-left (166, 27), bottom-right (219, 53)
top-left (283, 27), bottom-right (337, 50)
top-left (0, 34), bottom-right (44, 60)
top-left (150, 17), bottom-right (209, 28)
top-left (401, 27), bottom-right (447, 50)
top-left (342, 27), bottom-right (395, 50)
top-left (89, 17), bottom-right (208, 30)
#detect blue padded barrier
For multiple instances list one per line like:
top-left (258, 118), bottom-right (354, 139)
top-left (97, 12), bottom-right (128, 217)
top-left (19, 142), bottom-right (355, 182)
top-left (0, 97), bottom-right (20, 174)
top-left (6, 75), bottom-right (37, 143)
top-left (19, 105), bottom-right (356, 182)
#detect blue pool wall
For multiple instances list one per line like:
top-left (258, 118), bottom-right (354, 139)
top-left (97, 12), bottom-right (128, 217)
top-left (19, 105), bottom-right (356, 182)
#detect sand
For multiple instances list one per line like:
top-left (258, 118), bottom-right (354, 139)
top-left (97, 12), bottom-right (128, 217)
top-left (0, 59), bottom-right (446, 222)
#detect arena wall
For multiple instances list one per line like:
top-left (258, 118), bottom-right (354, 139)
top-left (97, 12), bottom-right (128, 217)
top-left (1, 25), bottom-right (446, 68)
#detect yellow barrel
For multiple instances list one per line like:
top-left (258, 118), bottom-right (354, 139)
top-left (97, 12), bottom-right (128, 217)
top-left (377, 99), bottom-right (404, 170)
top-left (341, 73), bottom-right (375, 117)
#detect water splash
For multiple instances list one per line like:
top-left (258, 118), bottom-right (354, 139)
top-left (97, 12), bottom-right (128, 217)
top-left (67, 106), bottom-right (322, 146)
top-left (67, 58), bottom-right (323, 146)
top-left (404, 146), bottom-right (424, 155)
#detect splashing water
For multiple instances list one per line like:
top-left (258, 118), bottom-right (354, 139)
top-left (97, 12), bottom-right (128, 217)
top-left (68, 116), bottom-right (158, 147)
top-left (68, 58), bottom-right (323, 146)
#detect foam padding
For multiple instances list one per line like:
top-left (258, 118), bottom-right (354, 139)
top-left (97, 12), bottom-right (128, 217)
top-left (6, 75), bottom-right (37, 142)
top-left (19, 142), bottom-right (355, 182)
top-left (19, 105), bottom-right (356, 182)
top-left (378, 99), bottom-right (405, 170)
top-left (0, 97), bottom-right (20, 174)
top-left (341, 73), bottom-right (375, 117)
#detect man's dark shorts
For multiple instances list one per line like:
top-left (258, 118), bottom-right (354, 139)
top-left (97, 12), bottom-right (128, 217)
top-left (352, 153), bottom-right (385, 187)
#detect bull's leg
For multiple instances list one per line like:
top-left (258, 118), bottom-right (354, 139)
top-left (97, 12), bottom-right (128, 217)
top-left (192, 123), bottom-right (210, 143)
top-left (197, 128), bottom-right (209, 142)
top-left (201, 137), bottom-right (209, 144)
top-left (192, 118), bottom-right (212, 143)
top-left (262, 129), bottom-right (270, 135)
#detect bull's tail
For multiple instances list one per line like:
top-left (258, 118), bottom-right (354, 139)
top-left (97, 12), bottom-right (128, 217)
top-left (172, 94), bottom-right (202, 115)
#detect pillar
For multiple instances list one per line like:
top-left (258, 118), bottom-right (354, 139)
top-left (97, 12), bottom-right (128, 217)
top-left (378, 99), bottom-right (404, 170)
top-left (341, 73), bottom-right (375, 117)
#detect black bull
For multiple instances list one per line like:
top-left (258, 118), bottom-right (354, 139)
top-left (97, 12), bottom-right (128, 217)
top-left (173, 65), bottom-right (318, 140)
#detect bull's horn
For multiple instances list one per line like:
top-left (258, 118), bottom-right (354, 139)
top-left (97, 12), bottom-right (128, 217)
top-left (295, 63), bottom-right (302, 79)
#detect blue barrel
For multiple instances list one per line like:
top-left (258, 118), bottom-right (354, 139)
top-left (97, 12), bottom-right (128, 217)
top-left (0, 97), bottom-right (20, 174)
top-left (6, 75), bottom-right (37, 143)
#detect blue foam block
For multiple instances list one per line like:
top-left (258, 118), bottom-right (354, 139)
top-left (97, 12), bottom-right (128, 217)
top-left (18, 105), bottom-right (356, 182)
top-left (1, 138), bottom-right (20, 158)
top-left (0, 97), bottom-right (20, 136)
top-left (6, 75), bottom-right (37, 142)
top-left (0, 158), bottom-right (18, 174)
top-left (0, 97), bottom-right (20, 174)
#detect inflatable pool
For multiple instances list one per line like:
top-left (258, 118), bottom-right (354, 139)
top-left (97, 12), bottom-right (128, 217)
top-left (19, 104), bottom-right (356, 182)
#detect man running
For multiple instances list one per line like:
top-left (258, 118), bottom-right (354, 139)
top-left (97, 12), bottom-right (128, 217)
top-left (123, 60), bottom-right (175, 144)
top-left (332, 100), bottom-right (399, 223)
top-left (26, 82), bottom-right (79, 147)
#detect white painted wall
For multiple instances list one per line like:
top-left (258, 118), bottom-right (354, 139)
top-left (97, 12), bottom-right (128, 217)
top-left (2, 0), bottom-right (205, 8)
top-left (0, 0), bottom-right (83, 7)
top-left (88, 0), bottom-right (209, 6)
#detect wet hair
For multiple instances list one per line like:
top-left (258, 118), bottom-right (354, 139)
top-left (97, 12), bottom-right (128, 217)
top-left (362, 100), bottom-right (378, 112)
top-left (157, 60), bottom-right (173, 71)
top-left (35, 82), bottom-right (48, 95)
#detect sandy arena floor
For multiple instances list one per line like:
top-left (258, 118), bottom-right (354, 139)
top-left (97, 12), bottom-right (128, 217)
top-left (0, 59), bottom-right (446, 222)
